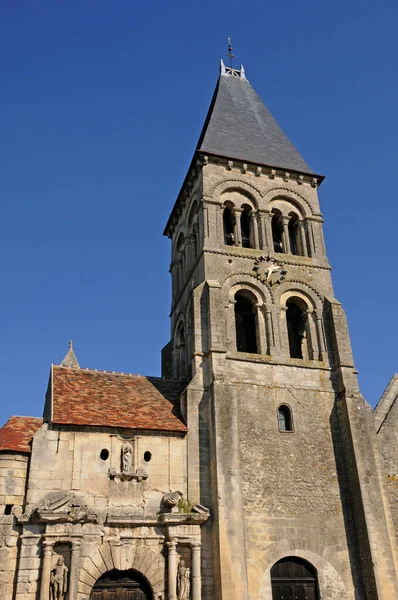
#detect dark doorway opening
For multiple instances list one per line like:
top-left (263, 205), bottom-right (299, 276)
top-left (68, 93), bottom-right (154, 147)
top-left (91, 569), bottom-right (152, 600)
top-left (271, 556), bottom-right (319, 600)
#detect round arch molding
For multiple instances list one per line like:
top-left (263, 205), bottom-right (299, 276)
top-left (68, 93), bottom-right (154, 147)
top-left (210, 178), bottom-right (263, 206)
top-left (91, 568), bottom-right (152, 599)
top-left (262, 187), bottom-right (316, 217)
top-left (77, 541), bottom-right (165, 599)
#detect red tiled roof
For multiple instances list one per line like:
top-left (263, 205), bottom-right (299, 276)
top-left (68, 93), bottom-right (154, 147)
top-left (0, 416), bottom-right (43, 453)
top-left (50, 366), bottom-right (187, 432)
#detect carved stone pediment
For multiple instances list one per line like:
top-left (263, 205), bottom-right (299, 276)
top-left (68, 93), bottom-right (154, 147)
top-left (30, 491), bottom-right (98, 524)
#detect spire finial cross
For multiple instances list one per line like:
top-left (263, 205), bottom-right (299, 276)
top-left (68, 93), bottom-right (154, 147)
top-left (225, 38), bottom-right (236, 69)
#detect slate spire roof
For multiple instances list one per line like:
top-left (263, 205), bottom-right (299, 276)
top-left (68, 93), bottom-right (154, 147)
top-left (60, 340), bottom-right (80, 369)
top-left (197, 65), bottom-right (314, 175)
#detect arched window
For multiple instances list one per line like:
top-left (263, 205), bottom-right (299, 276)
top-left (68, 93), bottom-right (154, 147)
top-left (278, 405), bottom-right (293, 432)
top-left (288, 213), bottom-right (301, 256)
top-left (175, 233), bottom-right (185, 291)
top-left (192, 225), bottom-right (198, 260)
top-left (240, 205), bottom-right (252, 248)
top-left (286, 297), bottom-right (309, 359)
top-left (271, 209), bottom-right (284, 253)
top-left (234, 292), bottom-right (258, 354)
top-left (223, 205), bottom-right (235, 246)
top-left (175, 323), bottom-right (187, 379)
top-left (271, 557), bottom-right (319, 600)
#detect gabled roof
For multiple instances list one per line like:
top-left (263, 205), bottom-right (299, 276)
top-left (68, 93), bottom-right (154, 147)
top-left (0, 416), bottom-right (43, 454)
top-left (48, 366), bottom-right (187, 433)
top-left (374, 373), bottom-right (398, 433)
top-left (198, 71), bottom-right (315, 175)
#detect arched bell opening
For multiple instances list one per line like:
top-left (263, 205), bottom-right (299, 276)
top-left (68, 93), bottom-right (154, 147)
top-left (271, 209), bottom-right (284, 253)
top-left (91, 568), bottom-right (153, 600)
top-left (271, 556), bottom-right (319, 600)
top-left (223, 204), bottom-right (235, 246)
top-left (288, 212), bottom-right (301, 256)
top-left (286, 297), bottom-right (311, 360)
top-left (240, 204), bottom-right (252, 248)
top-left (234, 291), bottom-right (259, 354)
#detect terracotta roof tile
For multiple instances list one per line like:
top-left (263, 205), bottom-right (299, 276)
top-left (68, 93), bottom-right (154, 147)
top-left (0, 416), bottom-right (43, 453)
top-left (51, 366), bottom-right (187, 432)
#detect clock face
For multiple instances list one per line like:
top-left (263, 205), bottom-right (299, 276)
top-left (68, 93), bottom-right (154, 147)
top-left (253, 256), bottom-right (287, 287)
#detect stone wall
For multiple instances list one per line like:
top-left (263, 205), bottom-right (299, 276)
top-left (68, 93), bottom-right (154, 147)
top-left (0, 453), bottom-right (30, 598)
top-left (377, 390), bottom-right (398, 540)
top-left (26, 425), bottom-right (188, 512)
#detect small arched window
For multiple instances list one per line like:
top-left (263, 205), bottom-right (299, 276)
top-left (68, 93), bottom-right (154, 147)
top-left (240, 205), bottom-right (252, 248)
top-left (234, 292), bottom-right (258, 354)
top-left (286, 297), bottom-right (309, 359)
top-left (223, 205), bottom-right (235, 246)
top-left (271, 209), bottom-right (284, 253)
top-left (288, 213), bottom-right (301, 256)
top-left (278, 405), bottom-right (293, 432)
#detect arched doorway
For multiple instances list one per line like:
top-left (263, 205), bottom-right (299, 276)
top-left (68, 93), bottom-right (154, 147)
top-left (271, 556), bottom-right (319, 600)
top-left (91, 569), bottom-right (152, 600)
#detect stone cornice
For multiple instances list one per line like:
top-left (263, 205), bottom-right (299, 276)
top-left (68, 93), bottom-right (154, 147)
top-left (203, 247), bottom-right (332, 271)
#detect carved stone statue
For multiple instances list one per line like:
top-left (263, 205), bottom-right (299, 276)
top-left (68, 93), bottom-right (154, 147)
top-left (122, 443), bottom-right (133, 474)
top-left (50, 556), bottom-right (68, 600)
top-left (177, 558), bottom-right (190, 600)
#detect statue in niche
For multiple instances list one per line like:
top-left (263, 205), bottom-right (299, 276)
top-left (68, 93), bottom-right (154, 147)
top-left (177, 558), bottom-right (191, 600)
top-left (122, 443), bottom-right (133, 474)
top-left (50, 556), bottom-right (69, 600)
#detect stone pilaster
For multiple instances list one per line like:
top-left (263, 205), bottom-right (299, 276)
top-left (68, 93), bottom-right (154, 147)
top-left (167, 539), bottom-right (177, 600)
top-left (191, 542), bottom-right (202, 600)
top-left (39, 540), bottom-right (54, 600)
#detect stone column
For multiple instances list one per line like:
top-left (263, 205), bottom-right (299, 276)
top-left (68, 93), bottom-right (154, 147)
top-left (234, 209), bottom-right (242, 246)
top-left (307, 220), bottom-right (315, 257)
top-left (258, 211), bottom-right (267, 250)
top-left (265, 309), bottom-right (275, 355)
top-left (251, 212), bottom-right (259, 249)
top-left (282, 215), bottom-right (291, 254)
top-left (280, 306), bottom-right (289, 356)
top-left (191, 542), bottom-right (202, 600)
top-left (39, 540), bottom-right (54, 600)
top-left (314, 311), bottom-right (326, 361)
top-left (226, 300), bottom-right (237, 352)
top-left (299, 220), bottom-right (308, 257)
top-left (167, 539), bottom-right (178, 600)
top-left (264, 211), bottom-right (273, 251)
top-left (256, 304), bottom-right (267, 355)
top-left (69, 540), bottom-right (81, 600)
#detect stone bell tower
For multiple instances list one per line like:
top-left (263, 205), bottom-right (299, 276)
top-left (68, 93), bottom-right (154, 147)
top-left (163, 59), bottom-right (398, 600)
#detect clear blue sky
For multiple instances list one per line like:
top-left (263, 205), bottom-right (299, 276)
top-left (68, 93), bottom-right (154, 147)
top-left (1, 0), bottom-right (397, 425)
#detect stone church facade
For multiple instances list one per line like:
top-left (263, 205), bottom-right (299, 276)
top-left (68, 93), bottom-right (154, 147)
top-left (1, 60), bottom-right (398, 600)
